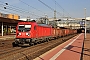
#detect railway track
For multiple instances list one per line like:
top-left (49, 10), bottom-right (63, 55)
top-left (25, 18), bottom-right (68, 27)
top-left (0, 34), bottom-right (78, 60)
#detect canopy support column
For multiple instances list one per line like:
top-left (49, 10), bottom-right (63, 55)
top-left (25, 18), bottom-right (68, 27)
top-left (2, 22), bottom-right (3, 36)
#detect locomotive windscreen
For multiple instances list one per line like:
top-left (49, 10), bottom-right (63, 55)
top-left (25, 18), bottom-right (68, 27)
top-left (18, 25), bottom-right (31, 32)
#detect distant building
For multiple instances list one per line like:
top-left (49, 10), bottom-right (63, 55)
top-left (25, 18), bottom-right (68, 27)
top-left (0, 12), bottom-right (20, 20)
top-left (86, 17), bottom-right (90, 20)
top-left (7, 14), bottom-right (20, 20)
top-left (19, 18), bottom-right (27, 21)
top-left (56, 20), bottom-right (81, 29)
top-left (48, 18), bottom-right (59, 21)
top-left (36, 17), bottom-right (49, 24)
top-left (19, 18), bottom-right (36, 22)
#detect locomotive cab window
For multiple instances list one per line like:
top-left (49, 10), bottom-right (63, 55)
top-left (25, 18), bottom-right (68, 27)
top-left (18, 25), bottom-right (31, 32)
top-left (25, 25), bottom-right (31, 32)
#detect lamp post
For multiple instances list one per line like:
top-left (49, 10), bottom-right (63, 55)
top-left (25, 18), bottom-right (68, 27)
top-left (84, 8), bottom-right (86, 39)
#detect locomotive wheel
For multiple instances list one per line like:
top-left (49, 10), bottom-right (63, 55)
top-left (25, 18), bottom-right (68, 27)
top-left (29, 43), bottom-right (33, 46)
top-left (39, 41), bottom-right (42, 43)
top-left (12, 42), bottom-right (18, 47)
top-left (40, 41), bottom-right (44, 43)
top-left (39, 41), bottom-right (42, 44)
top-left (34, 42), bottom-right (37, 45)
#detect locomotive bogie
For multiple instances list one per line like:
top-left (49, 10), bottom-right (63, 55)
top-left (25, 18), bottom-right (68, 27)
top-left (16, 38), bottom-right (31, 43)
top-left (13, 38), bottom-right (31, 45)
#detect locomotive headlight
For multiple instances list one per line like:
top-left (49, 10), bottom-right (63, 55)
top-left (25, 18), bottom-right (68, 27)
top-left (19, 33), bottom-right (21, 35)
top-left (17, 33), bottom-right (21, 36)
top-left (26, 33), bottom-right (30, 36)
top-left (26, 33), bottom-right (28, 35)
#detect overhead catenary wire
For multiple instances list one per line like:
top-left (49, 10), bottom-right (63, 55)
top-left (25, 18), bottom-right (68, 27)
top-left (0, 0), bottom-right (69, 19)
top-left (19, 0), bottom-right (46, 16)
top-left (38, 0), bottom-right (54, 11)
top-left (38, 0), bottom-right (63, 17)
top-left (0, 1), bottom-right (43, 18)
top-left (0, 4), bottom-right (28, 18)
top-left (0, 3), bottom-right (31, 18)
top-left (52, 0), bottom-right (71, 18)
top-left (0, 3), bottom-right (29, 17)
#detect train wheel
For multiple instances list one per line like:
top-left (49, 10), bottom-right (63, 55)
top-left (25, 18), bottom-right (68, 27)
top-left (12, 42), bottom-right (18, 47)
top-left (34, 42), bottom-right (37, 45)
top-left (38, 41), bottom-right (41, 44)
top-left (29, 43), bottom-right (33, 46)
top-left (41, 41), bottom-right (44, 43)
top-left (46, 39), bottom-right (48, 42)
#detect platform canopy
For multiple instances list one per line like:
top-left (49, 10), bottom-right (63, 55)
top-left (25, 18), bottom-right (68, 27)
top-left (0, 17), bottom-right (25, 26)
top-left (0, 17), bottom-right (26, 36)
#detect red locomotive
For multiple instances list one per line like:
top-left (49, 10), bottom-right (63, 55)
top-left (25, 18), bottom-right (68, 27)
top-left (12, 21), bottom-right (77, 47)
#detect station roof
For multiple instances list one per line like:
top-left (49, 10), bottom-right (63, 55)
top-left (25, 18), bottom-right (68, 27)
top-left (0, 17), bottom-right (25, 26)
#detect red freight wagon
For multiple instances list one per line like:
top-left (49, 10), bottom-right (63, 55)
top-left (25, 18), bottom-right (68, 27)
top-left (52, 28), bottom-right (55, 37)
top-left (61, 29), bottom-right (66, 37)
top-left (64, 29), bottom-right (67, 36)
top-left (66, 29), bottom-right (69, 36)
top-left (74, 29), bottom-right (77, 34)
top-left (59, 29), bottom-right (63, 37)
top-left (52, 28), bottom-right (60, 38)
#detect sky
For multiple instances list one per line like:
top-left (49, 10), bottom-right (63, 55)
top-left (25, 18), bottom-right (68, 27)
top-left (0, 0), bottom-right (90, 19)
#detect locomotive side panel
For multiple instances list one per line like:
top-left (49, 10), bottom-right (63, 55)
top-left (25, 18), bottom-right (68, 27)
top-left (66, 29), bottom-right (69, 36)
top-left (36, 25), bottom-right (52, 38)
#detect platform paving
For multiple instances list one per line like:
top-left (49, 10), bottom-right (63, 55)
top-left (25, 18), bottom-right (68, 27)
top-left (34, 33), bottom-right (84, 60)
top-left (83, 33), bottom-right (90, 60)
top-left (0, 34), bottom-right (15, 41)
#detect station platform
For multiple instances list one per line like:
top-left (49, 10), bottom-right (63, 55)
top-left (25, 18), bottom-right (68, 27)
top-left (0, 33), bottom-right (15, 41)
top-left (34, 33), bottom-right (84, 60)
top-left (83, 33), bottom-right (90, 60)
